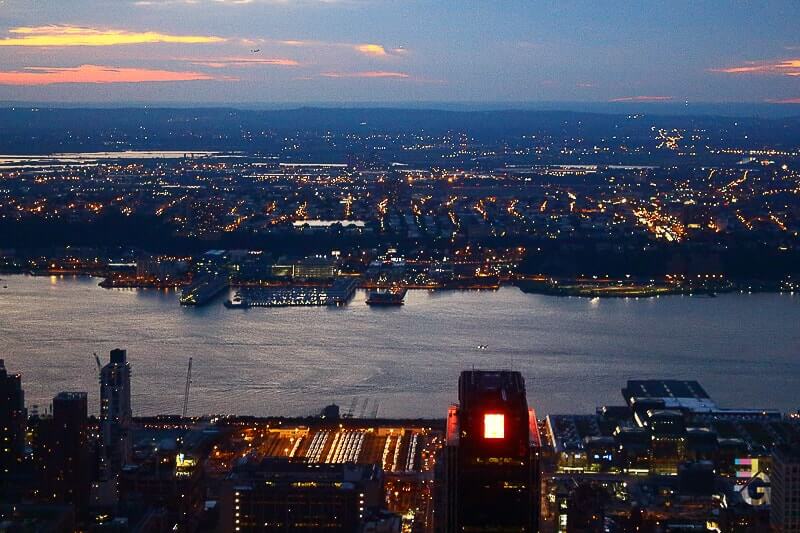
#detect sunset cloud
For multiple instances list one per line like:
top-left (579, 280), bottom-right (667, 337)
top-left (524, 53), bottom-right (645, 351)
top-left (0, 64), bottom-right (222, 85)
top-left (609, 95), bottom-right (673, 103)
top-left (711, 59), bottom-right (800, 77)
top-left (0, 25), bottom-right (225, 47)
top-left (766, 97), bottom-right (800, 104)
top-left (321, 70), bottom-right (409, 79)
top-left (355, 43), bottom-right (387, 57)
top-left (185, 56), bottom-right (299, 68)
top-left (280, 39), bottom-right (403, 57)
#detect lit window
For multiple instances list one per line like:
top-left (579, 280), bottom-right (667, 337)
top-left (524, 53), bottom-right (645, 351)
top-left (484, 414), bottom-right (504, 439)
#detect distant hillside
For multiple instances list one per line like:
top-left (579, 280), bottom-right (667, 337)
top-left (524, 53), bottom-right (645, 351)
top-left (0, 107), bottom-right (798, 155)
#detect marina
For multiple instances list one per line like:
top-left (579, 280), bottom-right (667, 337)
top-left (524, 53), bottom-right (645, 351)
top-left (226, 278), bottom-right (358, 308)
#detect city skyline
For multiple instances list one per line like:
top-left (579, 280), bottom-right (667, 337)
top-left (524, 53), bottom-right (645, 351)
top-left (3, 350), bottom-right (799, 531)
top-left (0, 1), bottom-right (799, 104)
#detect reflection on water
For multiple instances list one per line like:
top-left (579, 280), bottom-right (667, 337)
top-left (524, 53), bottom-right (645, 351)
top-left (1, 274), bottom-right (798, 418)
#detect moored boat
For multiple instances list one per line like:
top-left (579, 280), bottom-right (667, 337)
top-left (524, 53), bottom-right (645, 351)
top-left (366, 287), bottom-right (407, 306)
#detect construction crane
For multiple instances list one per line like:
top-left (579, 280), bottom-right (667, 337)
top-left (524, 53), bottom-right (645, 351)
top-left (357, 397), bottom-right (370, 418)
top-left (344, 397), bottom-right (358, 418)
top-left (182, 357), bottom-right (193, 418)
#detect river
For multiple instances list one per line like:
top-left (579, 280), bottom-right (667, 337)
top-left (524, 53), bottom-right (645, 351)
top-left (1, 274), bottom-right (798, 418)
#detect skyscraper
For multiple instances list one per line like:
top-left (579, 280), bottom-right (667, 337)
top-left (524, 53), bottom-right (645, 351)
top-left (51, 392), bottom-right (90, 517)
top-left (0, 359), bottom-right (25, 486)
top-left (100, 348), bottom-right (132, 470)
top-left (438, 370), bottom-right (541, 532)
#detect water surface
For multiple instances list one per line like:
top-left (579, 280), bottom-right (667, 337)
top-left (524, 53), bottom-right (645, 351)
top-left (1, 274), bottom-right (798, 418)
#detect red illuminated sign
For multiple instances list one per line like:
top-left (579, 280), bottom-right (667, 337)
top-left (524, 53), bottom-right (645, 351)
top-left (484, 413), bottom-right (505, 439)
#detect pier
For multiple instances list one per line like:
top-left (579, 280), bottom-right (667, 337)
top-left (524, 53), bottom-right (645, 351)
top-left (179, 275), bottom-right (229, 306)
top-left (226, 278), bottom-right (358, 308)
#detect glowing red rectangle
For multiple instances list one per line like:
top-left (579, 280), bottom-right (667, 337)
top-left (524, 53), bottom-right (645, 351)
top-left (484, 413), bottom-right (505, 439)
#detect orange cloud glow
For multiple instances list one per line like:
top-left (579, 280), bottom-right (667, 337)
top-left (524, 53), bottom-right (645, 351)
top-left (0, 25), bottom-right (225, 47)
top-left (0, 65), bottom-right (221, 85)
top-left (355, 44), bottom-right (387, 57)
top-left (187, 56), bottom-right (299, 68)
top-left (767, 97), bottom-right (800, 104)
top-left (610, 95), bottom-right (673, 102)
top-left (280, 39), bottom-right (400, 57)
top-left (280, 40), bottom-right (310, 46)
top-left (712, 59), bottom-right (800, 76)
top-left (321, 71), bottom-right (410, 79)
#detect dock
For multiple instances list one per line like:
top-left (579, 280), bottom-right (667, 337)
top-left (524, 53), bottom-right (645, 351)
top-left (180, 275), bottom-right (229, 306)
top-left (226, 278), bottom-right (357, 308)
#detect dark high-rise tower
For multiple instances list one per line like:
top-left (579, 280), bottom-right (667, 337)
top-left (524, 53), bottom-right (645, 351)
top-left (0, 360), bottom-right (25, 484)
top-left (51, 392), bottom-right (90, 517)
top-left (100, 348), bottom-right (132, 470)
top-left (438, 370), bottom-right (541, 532)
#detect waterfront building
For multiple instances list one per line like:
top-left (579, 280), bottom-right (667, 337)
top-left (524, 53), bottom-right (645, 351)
top-left (438, 370), bottom-right (541, 532)
top-left (194, 249), bottom-right (228, 276)
top-left (546, 379), bottom-right (785, 477)
top-left (136, 255), bottom-right (189, 281)
top-left (270, 255), bottom-right (338, 280)
top-left (294, 256), bottom-right (337, 280)
top-left (541, 379), bottom-right (798, 531)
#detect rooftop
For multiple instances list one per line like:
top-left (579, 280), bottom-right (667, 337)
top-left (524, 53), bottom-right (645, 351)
top-left (623, 380), bottom-right (719, 413)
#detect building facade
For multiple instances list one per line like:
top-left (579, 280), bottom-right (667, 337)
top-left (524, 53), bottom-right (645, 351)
top-left (438, 370), bottom-right (541, 532)
top-left (0, 359), bottom-right (25, 491)
top-left (772, 445), bottom-right (800, 533)
top-left (100, 348), bottom-right (132, 470)
top-left (51, 392), bottom-right (91, 517)
top-left (220, 458), bottom-right (384, 532)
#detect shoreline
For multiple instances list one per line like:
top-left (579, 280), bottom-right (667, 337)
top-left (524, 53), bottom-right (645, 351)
top-left (1, 271), bottom-right (797, 301)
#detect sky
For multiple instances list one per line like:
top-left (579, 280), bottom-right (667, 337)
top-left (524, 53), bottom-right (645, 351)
top-left (0, 0), bottom-right (799, 104)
